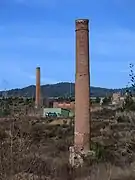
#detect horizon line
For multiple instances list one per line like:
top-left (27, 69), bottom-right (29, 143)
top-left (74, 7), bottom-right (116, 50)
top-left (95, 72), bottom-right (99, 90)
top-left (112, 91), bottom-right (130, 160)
top-left (0, 81), bottom-right (129, 91)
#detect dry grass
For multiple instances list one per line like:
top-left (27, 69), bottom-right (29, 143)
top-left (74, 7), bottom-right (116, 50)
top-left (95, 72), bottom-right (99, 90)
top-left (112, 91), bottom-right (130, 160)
top-left (0, 115), bottom-right (74, 180)
top-left (0, 107), bottom-right (135, 179)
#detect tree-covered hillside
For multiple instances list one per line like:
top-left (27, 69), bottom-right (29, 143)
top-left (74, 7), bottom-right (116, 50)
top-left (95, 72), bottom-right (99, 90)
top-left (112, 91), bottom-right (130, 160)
top-left (0, 82), bottom-right (125, 98)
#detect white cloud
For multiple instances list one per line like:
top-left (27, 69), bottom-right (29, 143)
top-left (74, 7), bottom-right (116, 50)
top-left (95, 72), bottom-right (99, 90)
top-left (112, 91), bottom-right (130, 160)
top-left (28, 74), bottom-right (57, 84)
top-left (11, 66), bottom-right (57, 84)
top-left (1, 22), bottom-right (135, 87)
top-left (1, 22), bottom-right (135, 62)
top-left (92, 27), bottom-right (135, 59)
top-left (0, 60), bottom-right (57, 88)
top-left (17, 36), bottom-right (73, 52)
top-left (0, 20), bottom-right (74, 54)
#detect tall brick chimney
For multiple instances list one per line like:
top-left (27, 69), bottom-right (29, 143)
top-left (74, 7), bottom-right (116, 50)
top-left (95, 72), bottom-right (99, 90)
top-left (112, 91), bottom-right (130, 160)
top-left (35, 67), bottom-right (40, 108)
top-left (74, 19), bottom-right (90, 152)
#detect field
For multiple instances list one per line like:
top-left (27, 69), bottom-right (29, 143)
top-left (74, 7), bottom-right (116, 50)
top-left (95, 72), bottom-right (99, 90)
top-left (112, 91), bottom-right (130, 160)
top-left (0, 107), bottom-right (135, 179)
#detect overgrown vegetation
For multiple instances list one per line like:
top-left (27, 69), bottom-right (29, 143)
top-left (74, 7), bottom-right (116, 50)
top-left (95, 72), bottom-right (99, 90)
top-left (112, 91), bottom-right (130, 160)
top-left (1, 64), bottom-right (135, 179)
top-left (0, 107), bottom-right (134, 179)
top-left (123, 63), bottom-right (135, 111)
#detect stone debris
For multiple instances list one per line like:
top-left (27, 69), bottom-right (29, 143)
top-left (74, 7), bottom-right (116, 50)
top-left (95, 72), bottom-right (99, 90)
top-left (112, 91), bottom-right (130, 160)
top-left (69, 146), bottom-right (95, 168)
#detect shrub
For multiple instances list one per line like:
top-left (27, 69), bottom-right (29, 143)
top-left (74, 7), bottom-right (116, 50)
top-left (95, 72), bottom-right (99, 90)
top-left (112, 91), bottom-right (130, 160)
top-left (0, 128), bottom-right (8, 141)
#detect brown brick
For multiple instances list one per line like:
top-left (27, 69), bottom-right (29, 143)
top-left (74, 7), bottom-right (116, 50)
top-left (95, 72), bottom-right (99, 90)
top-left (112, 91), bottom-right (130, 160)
top-left (74, 19), bottom-right (91, 151)
top-left (35, 67), bottom-right (40, 107)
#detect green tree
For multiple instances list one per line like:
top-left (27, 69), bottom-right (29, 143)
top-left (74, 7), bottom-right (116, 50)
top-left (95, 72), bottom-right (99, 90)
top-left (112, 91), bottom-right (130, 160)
top-left (123, 63), bottom-right (135, 111)
top-left (95, 97), bottom-right (101, 103)
top-left (102, 97), bottom-right (111, 105)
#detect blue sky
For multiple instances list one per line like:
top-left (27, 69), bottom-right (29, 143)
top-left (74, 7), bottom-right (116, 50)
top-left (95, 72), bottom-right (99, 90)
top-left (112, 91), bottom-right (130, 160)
top-left (0, 0), bottom-right (135, 90)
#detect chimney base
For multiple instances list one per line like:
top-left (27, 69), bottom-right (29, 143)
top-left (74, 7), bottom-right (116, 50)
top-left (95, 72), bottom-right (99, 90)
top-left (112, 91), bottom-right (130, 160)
top-left (69, 146), bottom-right (95, 167)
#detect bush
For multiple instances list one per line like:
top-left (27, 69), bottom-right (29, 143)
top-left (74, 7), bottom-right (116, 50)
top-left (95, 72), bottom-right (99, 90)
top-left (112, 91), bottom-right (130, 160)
top-left (123, 95), bottom-right (135, 111)
top-left (95, 97), bottom-right (100, 103)
top-left (102, 97), bottom-right (111, 105)
top-left (0, 128), bottom-right (8, 141)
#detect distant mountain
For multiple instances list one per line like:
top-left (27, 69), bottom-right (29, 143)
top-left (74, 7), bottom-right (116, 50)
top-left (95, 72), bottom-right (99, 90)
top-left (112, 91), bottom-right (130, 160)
top-left (0, 82), bottom-right (126, 98)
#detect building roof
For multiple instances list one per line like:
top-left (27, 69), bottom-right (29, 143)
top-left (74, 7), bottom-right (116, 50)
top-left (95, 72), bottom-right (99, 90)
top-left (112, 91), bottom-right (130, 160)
top-left (43, 107), bottom-right (70, 111)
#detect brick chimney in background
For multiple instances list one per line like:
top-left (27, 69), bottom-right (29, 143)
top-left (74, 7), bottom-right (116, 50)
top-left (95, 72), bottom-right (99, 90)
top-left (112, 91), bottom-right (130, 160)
top-left (74, 19), bottom-right (91, 152)
top-left (35, 67), bottom-right (41, 108)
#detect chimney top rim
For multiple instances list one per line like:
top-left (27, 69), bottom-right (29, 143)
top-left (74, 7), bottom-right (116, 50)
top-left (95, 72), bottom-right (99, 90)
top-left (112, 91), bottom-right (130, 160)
top-left (75, 19), bottom-right (89, 23)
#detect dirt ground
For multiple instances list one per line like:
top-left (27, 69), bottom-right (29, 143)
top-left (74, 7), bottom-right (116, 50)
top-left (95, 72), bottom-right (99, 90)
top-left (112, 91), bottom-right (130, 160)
top-left (0, 108), bottom-right (135, 179)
